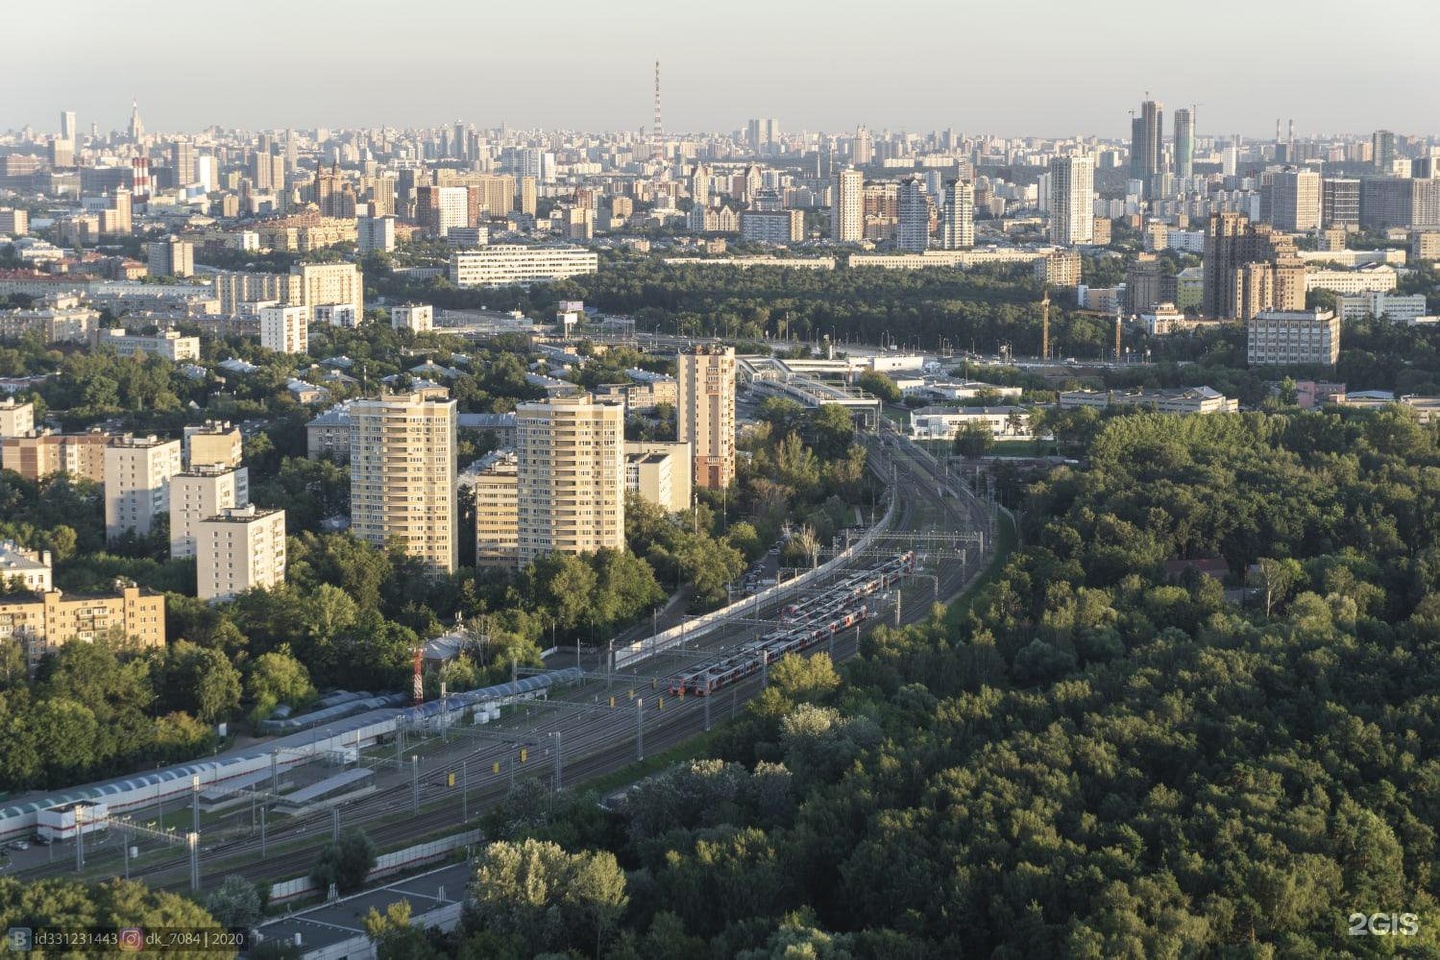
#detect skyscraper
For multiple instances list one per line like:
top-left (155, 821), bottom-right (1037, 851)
top-left (128, 101), bottom-right (144, 142)
top-left (60, 111), bottom-right (76, 144)
top-left (1048, 156), bottom-right (1095, 246)
top-left (171, 140), bottom-right (196, 187)
top-left (747, 119), bottom-right (780, 155)
top-left (1322, 179), bottom-right (1361, 228)
top-left (896, 176), bottom-right (930, 252)
top-left (940, 179), bottom-right (975, 250)
top-left (1271, 167), bottom-right (1321, 232)
top-left (831, 168), bottom-right (863, 242)
top-left (1202, 212), bottom-right (1306, 319)
top-left (1173, 107), bottom-right (1194, 180)
top-left (515, 395), bottom-right (625, 564)
top-left (1129, 99), bottom-right (1164, 199)
top-left (349, 392), bottom-right (458, 575)
top-left (676, 345), bottom-right (736, 491)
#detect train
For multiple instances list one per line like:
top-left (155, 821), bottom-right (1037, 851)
top-left (0, 668), bottom-right (583, 843)
top-left (671, 552), bottom-right (915, 697)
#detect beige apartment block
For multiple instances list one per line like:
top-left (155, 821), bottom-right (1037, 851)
top-left (195, 505), bottom-right (287, 601)
top-left (473, 452), bottom-right (519, 568)
top-left (0, 584), bottom-right (164, 671)
top-left (185, 420), bottom-right (244, 469)
top-left (349, 392), bottom-right (457, 574)
top-left (676, 345), bottom-right (736, 490)
top-left (104, 435), bottom-right (182, 540)
top-left (170, 465), bottom-right (248, 559)
top-left (516, 394), bottom-right (624, 564)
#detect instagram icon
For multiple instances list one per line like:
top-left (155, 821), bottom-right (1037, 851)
top-left (118, 928), bottom-right (144, 952)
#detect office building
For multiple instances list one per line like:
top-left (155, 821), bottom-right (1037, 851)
top-left (0, 540), bottom-right (52, 593)
top-left (449, 246), bottom-right (599, 286)
top-left (940, 179), bottom-right (975, 250)
top-left (0, 584), bottom-right (164, 671)
top-left (147, 237), bottom-right (194, 278)
top-left (739, 210), bottom-right (804, 244)
top-left (95, 328), bottom-right (200, 362)
top-left (1, 430), bottom-right (109, 483)
top-left (1130, 99), bottom-right (1164, 199)
top-left (349, 392), bottom-right (457, 575)
top-left (1338, 292), bottom-right (1429, 324)
top-left (260, 305), bottom-right (309, 354)
top-left (195, 504), bottom-right (287, 601)
top-left (169, 465), bottom-right (248, 559)
top-left (357, 216), bottom-right (396, 254)
top-left (472, 452), bottom-right (519, 568)
top-left (831, 168), bottom-right (864, 242)
top-left (747, 118), bottom-right (781, 154)
top-left (1322, 179), bottom-right (1361, 228)
top-left (60, 111), bottom-right (76, 143)
top-left (104, 434), bottom-right (182, 540)
top-left (1173, 107), bottom-right (1194, 180)
top-left (1049, 156), bottom-right (1095, 245)
top-left (515, 394), bottom-right (625, 564)
top-left (0, 398), bottom-right (34, 439)
top-left (1271, 168), bottom-right (1321, 233)
top-left (391, 303), bottom-right (434, 333)
top-left (1247, 309), bottom-right (1340, 366)
top-left (676, 345), bottom-right (736, 490)
top-left (185, 421), bottom-right (243, 470)
top-left (1305, 265), bottom-right (1399, 295)
top-left (896, 177), bottom-right (930, 252)
top-left (1059, 386), bottom-right (1238, 415)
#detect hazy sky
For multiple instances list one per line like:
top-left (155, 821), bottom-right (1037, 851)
top-left (8, 0), bottom-right (1439, 140)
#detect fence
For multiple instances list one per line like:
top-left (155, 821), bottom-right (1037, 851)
top-left (268, 829), bottom-right (484, 904)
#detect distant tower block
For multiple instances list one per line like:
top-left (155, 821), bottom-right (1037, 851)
top-left (652, 59), bottom-right (664, 160)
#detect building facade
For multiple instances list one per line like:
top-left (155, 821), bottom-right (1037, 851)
top-left (169, 465), bottom-right (248, 560)
top-left (831, 168), bottom-right (863, 243)
top-left (349, 392), bottom-right (457, 574)
top-left (472, 452), bottom-right (519, 568)
top-left (195, 505), bottom-right (287, 601)
top-left (0, 584), bottom-right (165, 671)
top-left (449, 246), bottom-right (599, 286)
top-left (260, 305), bottom-right (309, 354)
top-left (676, 345), bottom-right (736, 490)
top-left (940, 179), bottom-right (975, 250)
top-left (515, 395), bottom-right (625, 564)
top-left (104, 435), bottom-right (182, 540)
top-left (1048, 156), bottom-right (1095, 245)
top-left (1247, 309), bottom-right (1340, 366)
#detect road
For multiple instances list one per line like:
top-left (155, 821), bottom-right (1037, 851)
top-left (17, 427), bottom-right (993, 895)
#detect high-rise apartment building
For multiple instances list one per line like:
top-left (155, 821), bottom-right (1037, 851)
top-left (0, 398), bottom-right (34, 439)
top-left (195, 505), bottom-right (287, 601)
top-left (171, 140), bottom-right (196, 187)
top-left (147, 237), bottom-right (194, 278)
top-left (349, 392), bottom-right (457, 575)
top-left (1173, 107), bottom-right (1194, 180)
top-left (472, 452), bottom-right (519, 568)
top-left (104, 435), bottom-right (182, 541)
top-left (1322, 178), bottom-right (1361, 228)
top-left (1, 430), bottom-right (109, 483)
top-left (294, 262), bottom-right (363, 318)
top-left (940, 179), bottom-right (975, 250)
top-left (624, 440), bottom-right (692, 514)
top-left (260, 305), bottom-right (309, 354)
top-left (515, 395), bottom-right (625, 564)
top-left (1271, 167), bottom-right (1321, 232)
top-left (747, 118), bottom-right (781, 155)
top-left (831, 168), bottom-right (864, 243)
top-left (1048, 156), bottom-right (1095, 245)
top-left (676, 345), bottom-right (736, 490)
top-left (1130, 99), bottom-right (1165, 199)
top-left (1373, 130), bottom-right (1397, 174)
top-left (169, 465), bottom-right (248, 559)
top-left (357, 216), bottom-right (396, 254)
top-left (1202, 212), bottom-right (1306, 319)
top-left (184, 420), bottom-right (243, 470)
top-left (896, 177), bottom-right (930, 252)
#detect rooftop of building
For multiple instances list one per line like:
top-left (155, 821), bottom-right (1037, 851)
top-left (201, 504), bottom-right (282, 524)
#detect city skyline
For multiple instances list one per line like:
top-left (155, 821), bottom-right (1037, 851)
top-left (7, 0), bottom-right (1438, 139)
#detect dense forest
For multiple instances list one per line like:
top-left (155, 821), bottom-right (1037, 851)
top-left (380, 407), bottom-right (1440, 958)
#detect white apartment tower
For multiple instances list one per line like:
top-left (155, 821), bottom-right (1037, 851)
top-left (260, 305), bottom-right (309, 354)
top-left (676, 345), bottom-right (736, 490)
top-left (1048, 156), bottom-right (1095, 246)
top-left (349, 392), bottom-right (458, 574)
top-left (196, 505), bottom-right (287, 601)
top-left (170, 465), bottom-right (249, 559)
top-left (896, 177), bottom-right (930, 252)
top-left (104, 435), bottom-right (182, 540)
top-left (515, 395), bottom-right (625, 565)
top-left (831, 168), bottom-right (864, 243)
top-left (941, 179), bottom-right (975, 250)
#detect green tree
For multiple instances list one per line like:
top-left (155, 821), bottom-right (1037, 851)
top-left (468, 839), bottom-right (629, 956)
top-left (204, 874), bottom-right (264, 929)
top-left (246, 645), bottom-right (316, 723)
top-left (312, 828), bottom-right (377, 894)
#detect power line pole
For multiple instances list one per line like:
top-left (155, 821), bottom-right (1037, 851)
top-left (462, 760), bottom-right (469, 821)
top-left (411, 756), bottom-right (420, 814)
top-left (636, 698), bottom-right (644, 761)
top-left (191, 775), bottom-right (200, 837)
top-left (552, 732), bottom-right (562, 792)
top-left (188, 832), bottom-right (200, 892)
